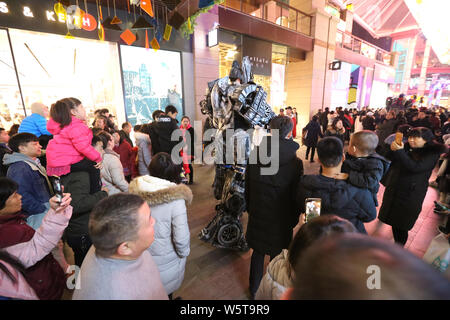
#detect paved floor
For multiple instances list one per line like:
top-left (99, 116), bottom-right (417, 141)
top-left (63, 140), bottom-right (446, 300)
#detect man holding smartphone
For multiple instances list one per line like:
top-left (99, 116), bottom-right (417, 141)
top-left (296, 137), bottom-right (376, 233)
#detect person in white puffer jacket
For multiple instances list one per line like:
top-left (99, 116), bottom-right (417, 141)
top-left (255, 215), bottom-right (357, 300)
top-left (129, 152), bottom-right (192, 299)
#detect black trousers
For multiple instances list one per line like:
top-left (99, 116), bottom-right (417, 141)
top-left (65, 234), bottom-right (92, 267)
top-left (249, 250), bottom-right (279, 297)
top-left (306, 147), bottom-right (316, 161)
top-left (392, 227), bottom-right (409, 246)
top-left (188, 164), bottom-right (193, 183)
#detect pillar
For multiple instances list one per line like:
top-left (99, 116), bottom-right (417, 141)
top-left (417, 41), bottom-right (431, 97)
top-left (400, 35), bottom-right (417, 94)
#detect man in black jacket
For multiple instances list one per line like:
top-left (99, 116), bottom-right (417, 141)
top-left (149, 105), bottom-right (183, 156)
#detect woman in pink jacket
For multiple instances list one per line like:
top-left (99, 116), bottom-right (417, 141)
top-left (46, 98), bottom-right (102, 193)
top-left (0, 185), bottom-right (72, 300)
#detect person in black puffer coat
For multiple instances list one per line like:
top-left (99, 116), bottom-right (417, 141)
top-left (297, 137), bottom-right (377, 234)
top-left (245, 115), bottom-right (303, 299)
top-left (379, 127), bottom-right (447, 246)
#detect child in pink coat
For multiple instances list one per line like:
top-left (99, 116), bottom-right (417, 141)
top-left (46, 98), bottom-right (102, 193)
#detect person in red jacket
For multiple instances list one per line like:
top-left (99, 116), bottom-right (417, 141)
top-left (285, 107), bottom-right (297, 138)
top-left (0, 177), bottom-right (70, 300)
top-left (112, 131), bottom-right (136, 182)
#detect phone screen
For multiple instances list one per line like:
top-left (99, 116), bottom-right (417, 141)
top-left (51, 176), bottom-right (63, 203)
top-left (305, 198), bottom-right (321, 223)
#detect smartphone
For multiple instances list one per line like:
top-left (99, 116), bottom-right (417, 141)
top-left (395, 132), bottom-right (403, 145)
top-left (51, 176), bottom-right (63, 203)
top-left (305, 198), bottom-right (321, 223)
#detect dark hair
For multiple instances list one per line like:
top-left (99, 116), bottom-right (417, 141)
top-left (0, 128), bottom-right (5, 134)
top-left (50, 97), bottom-right (82, 128)
top-left (285, 106), bottom-right (292, 111)
top-left (165, 105), bottom-right (178, 115)
top-left (288, 215), bottom-right (356, 271)
top-left (89, 193), bottom-right (146, 258)
top-left (152, 110), bottom-right (165, 121)
top-left (280, 108), bottom-right (284, 112)
top-left (134, 124), bottom-right (142, 132)
top-left (91, 127), bottom-right (103, 136)
top-left (269, 115), bottom-right (293, 139)
top-left (148, 152), bottom-right (182, 184)
top-left (396, 124), bottom-right (412, 135)
top-left (291, 234), bottom-right (450, 299)
top-left (8, 124), bottom-right (19, 137)
top-left (8, 133), bottom-right (39, 153)
top-left (91, 134), bottom-right (105, 150)
top-left (96, 131), bottom-right (112, 149)
top-left (408, 127), bottom-right (435, 142)
top-left (312, 116), bottom-right (318, 122)
top-left (331, 117), bottom-right (343, 130)
top-left (140, 123), bottom-right (151, 135)
top-left (121, 122), bottom-right (131, 129)
top-left (0, 251), bottom-right (26, 285)
top-left (317, 137), bottom-right (343, 167)
top-left (0, 177), bottom-right (18, 210)
top-left (94, 116), bottom-right (107, 127)
top-left (181, 116), bottom-right (190, 122)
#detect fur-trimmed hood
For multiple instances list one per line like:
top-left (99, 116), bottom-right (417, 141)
top-left (129, 175), bottom-right (193, 206)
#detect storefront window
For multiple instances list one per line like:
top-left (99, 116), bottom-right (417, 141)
top-left (8, 28), bottom-right (125, 125)
top-left (120, 45), bottom-right (184, 125)
top-left (0, 29), bottom-right (25, 129)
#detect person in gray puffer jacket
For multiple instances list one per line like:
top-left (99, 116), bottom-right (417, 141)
top-left (129, 152), bottom-right (192, 299)
top-left (134, 124), bottom-right (152, 176)
top-left (95, 132), bottom-right (129, 195)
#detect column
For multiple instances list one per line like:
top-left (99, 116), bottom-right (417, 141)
top-left (400, 36), bottom-right (417, 94)
top-left (417, 41), bottom-right (431, 97)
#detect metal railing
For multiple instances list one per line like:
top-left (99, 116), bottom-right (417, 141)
top-left (222, 0), bottom-right (313, 37)
top-left (336, 30), bottom-right (393, 66)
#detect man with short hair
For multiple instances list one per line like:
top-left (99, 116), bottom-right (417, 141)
top-left (119, 122), bottom-right (133, 147)
top-left (296, 137), bottom-right (376, 233)
top-left (72, 193), bottom-right (168, 300)
top-left (149, 105), bottom-right (182, 155)
top-left (3, 133), bottom-right (53, 229)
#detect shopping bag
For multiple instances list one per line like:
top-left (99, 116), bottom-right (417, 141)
top-left (423, 233), bottom-right (450, 276)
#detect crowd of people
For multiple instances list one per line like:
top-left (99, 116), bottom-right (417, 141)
top-left (0, 96), bottom-right (449, 300)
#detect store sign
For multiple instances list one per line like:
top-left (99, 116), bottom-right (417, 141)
top-left (0, 1), bottom-right (97, 30)
top-left (242, 36), bottom-right (272, 77)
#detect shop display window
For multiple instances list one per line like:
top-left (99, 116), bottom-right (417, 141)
top-left (120, 45), bottom-right (184, 125)
top-left (0, 29), bottom-right (25, 129)
top-left (7, 28), bottom-right (125, 125)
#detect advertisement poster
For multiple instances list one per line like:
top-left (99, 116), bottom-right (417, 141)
top-left (120, 45), bottom-right (184, 125)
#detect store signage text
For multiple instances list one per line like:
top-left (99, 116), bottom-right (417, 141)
top-left (0, 2), bottom-right (97, 32)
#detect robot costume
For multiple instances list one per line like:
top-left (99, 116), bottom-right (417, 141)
top-left (198, 57), bottom-right (276, 251)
